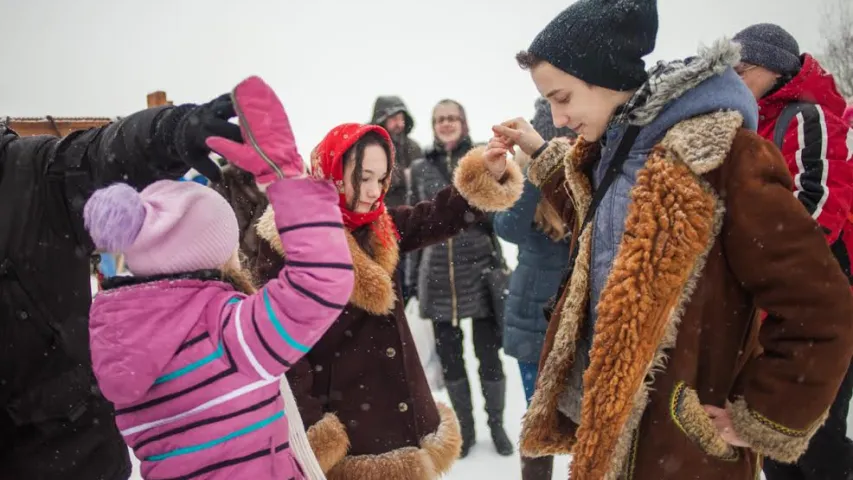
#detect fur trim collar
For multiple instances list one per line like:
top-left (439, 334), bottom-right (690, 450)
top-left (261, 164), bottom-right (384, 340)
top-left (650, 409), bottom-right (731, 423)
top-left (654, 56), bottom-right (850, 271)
top-left (256, 205), bottom-right (399, 315)
top-left (629, 39), bottom-right (741, 127)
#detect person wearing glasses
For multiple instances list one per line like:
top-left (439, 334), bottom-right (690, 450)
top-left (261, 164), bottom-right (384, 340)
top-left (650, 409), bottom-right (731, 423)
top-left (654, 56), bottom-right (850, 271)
top-left (408, 99), bottom-right (514, 458)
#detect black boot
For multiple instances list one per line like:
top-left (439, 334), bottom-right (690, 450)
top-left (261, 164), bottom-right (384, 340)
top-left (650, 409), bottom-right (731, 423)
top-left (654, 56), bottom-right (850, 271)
top-left (482, 379), bottom-right (514, 456)
top-left (522, 455), bottom-right (554, 480)
top-left (446, 378), bottom-right (476, 458)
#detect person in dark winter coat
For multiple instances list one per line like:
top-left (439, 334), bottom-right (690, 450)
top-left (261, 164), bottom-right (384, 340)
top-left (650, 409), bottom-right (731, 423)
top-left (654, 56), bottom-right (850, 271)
top-left (492, 1), bottom-right (853, 478)
top-left (408, 99), bottom-right (514, 458)
top-left (370, 95), bottom-right (424, 208)
top-left (371, 96), bottom-right (424, 304)
top-left (493, 97), bottom-right (574, 480)
top-left (0, 93), bottom-right (241, 480)
top-left (733, 23), bottom-right (853, 480)
top-left (251, 122), bottom-right (523, 479)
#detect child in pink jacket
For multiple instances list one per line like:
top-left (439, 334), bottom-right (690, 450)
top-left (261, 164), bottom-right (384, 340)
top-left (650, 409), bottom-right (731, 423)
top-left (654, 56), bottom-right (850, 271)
top-left (86, 76), bottom-right (353, 480)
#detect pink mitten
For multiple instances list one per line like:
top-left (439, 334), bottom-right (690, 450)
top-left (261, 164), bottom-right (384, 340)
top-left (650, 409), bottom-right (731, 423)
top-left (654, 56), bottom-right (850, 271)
top-left (206, 76), bottom-right (305, 183)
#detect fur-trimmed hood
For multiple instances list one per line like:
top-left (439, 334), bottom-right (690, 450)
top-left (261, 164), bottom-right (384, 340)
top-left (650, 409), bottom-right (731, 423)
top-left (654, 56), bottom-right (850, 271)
top-left (614, 39), bottom-right (757, 145)
top-left (627, 39), bottom-right (755, 128)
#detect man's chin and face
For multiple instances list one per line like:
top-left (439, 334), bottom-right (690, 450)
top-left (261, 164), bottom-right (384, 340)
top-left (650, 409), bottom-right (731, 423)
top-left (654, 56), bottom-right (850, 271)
top-left (384, 113), bottom-right (407, 138)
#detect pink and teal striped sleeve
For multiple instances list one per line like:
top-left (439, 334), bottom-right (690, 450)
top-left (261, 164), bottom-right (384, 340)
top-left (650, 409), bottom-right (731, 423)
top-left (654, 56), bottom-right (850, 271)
top-left (217, 178), bottom-right (353, 379)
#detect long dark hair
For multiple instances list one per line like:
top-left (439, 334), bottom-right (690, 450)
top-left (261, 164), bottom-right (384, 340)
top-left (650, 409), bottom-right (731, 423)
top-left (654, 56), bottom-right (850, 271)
top-left (343, 131), bottom-right (393, 256)
top-left (343, 130), bottom-right (393, 212)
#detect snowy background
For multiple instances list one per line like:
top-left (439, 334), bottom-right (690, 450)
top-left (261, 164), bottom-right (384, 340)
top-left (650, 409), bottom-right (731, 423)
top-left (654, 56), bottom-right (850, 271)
top-left (5, 0), bottom-right (844, 478)
top-left (0, 0), bottom-right (830, 157)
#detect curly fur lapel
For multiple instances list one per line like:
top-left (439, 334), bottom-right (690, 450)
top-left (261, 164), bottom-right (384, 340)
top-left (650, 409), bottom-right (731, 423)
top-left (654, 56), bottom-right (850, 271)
top-left (256, 205), bottom-right (399, 315)
top-left (521, 110), bottom-right (743, 479)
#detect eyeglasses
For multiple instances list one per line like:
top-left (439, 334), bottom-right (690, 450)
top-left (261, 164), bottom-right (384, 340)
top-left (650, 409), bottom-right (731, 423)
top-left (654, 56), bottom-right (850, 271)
top-left (434, 115), bottom-right (462, 125)
top-left (734, 64), bottom-right (757, 76)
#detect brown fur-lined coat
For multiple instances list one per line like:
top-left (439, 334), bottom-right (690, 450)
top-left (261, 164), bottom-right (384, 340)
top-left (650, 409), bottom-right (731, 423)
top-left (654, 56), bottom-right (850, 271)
top-left (253, 150), bottom-right (523, 480)
top-left (521, 110), bottom-right (853, 479)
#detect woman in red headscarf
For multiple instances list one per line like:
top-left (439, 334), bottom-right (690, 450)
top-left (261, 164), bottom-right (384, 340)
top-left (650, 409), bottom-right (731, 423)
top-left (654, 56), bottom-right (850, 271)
top-left (252, 123), bottom-right (523, 479)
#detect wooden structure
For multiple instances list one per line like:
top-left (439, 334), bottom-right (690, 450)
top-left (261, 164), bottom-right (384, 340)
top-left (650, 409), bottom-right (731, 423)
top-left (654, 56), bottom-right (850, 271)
top-left (3, 91), bottom-right (173, 137)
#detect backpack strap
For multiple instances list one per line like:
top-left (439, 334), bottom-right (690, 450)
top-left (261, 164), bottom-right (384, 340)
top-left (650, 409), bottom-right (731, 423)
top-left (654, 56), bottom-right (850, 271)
top-left (773, 102), bottom-right (813, 149)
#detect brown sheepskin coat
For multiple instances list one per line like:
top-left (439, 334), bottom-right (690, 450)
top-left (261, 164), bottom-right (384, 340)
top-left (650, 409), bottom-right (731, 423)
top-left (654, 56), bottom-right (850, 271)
top-left (254, 149), bottom-right (523, 479)
top-left (520, 110), bottom-right (853, 479)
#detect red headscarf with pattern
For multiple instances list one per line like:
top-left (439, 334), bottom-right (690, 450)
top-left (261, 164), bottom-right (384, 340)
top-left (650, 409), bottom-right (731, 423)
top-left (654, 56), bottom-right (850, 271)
top-left (310, 123), bottom-right (400, 246)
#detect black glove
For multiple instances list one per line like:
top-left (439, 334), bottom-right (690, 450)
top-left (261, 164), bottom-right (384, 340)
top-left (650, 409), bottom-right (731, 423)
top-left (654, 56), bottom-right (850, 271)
top-left (173, 93), bottom-right (242, 182)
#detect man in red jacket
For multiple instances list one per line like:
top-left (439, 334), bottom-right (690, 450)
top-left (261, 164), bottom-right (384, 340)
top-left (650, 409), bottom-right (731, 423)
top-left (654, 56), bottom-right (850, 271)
top-left (734, 23), bottom-right (853, 480)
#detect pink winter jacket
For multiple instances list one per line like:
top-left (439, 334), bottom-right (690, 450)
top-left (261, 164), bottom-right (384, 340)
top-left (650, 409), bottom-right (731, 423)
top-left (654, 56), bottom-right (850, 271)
top-left (89, 178), bottom-right (354, 480)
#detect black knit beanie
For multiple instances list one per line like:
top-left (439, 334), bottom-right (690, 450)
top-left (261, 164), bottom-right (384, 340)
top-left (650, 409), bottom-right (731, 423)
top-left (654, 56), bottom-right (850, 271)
top-left (732, 24), bottom-right (801, 76)
top-left (528, 0), bottom-right (659, 91)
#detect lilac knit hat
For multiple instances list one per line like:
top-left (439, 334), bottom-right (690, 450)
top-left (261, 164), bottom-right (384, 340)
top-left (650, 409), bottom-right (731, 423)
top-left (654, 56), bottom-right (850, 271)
top-left (84, 180), bottom-right (239, 276)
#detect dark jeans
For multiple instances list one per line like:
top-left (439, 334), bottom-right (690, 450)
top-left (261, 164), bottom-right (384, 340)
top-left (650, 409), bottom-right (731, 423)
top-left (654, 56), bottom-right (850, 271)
top-left (764, 358), bottom-right (853, 480)
top-left (433, 317), bottom-right (504, 383)
top-left (518, 361), bottom-right (539, 405)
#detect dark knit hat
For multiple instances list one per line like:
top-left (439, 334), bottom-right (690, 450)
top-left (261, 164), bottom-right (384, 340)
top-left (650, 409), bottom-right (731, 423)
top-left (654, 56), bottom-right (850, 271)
top-left (733, 24), bottom-right (801, 75)
top-left (531, 97), bottom-right (576, 141)
top-left (528, 0), bottom-right (659, 91)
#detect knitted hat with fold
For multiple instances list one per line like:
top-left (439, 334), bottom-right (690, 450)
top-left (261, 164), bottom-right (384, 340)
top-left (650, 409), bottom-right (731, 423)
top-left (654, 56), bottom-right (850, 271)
top-left (733, 23), bottom-right (802, 75)
top-left (83, 180), bottom-right (239, 276)
top-left (527, 0), bottom-right (659, 91)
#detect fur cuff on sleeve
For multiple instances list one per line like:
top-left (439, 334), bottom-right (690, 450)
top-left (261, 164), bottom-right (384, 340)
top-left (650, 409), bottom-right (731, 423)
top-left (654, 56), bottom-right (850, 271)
top-left (728, 397), bottom-right (827, 463)
top-left (527, 140), bottom-right (572, 187)
top-left (452, 147), bottom-right (524, 212)
top-left (307, 413), bottom-right (351, 473)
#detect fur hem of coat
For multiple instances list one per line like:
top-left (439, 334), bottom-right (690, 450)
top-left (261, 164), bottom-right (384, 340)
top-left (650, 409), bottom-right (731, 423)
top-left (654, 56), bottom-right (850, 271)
top-left (306, 413), bottom-right (351, 474)
top-left (324, 402), bottom-right (462, 480)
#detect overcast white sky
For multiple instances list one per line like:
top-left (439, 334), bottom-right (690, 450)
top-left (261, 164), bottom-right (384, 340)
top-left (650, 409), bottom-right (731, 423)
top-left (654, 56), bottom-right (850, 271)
top-left (0, 0), bottom-right (833, 155)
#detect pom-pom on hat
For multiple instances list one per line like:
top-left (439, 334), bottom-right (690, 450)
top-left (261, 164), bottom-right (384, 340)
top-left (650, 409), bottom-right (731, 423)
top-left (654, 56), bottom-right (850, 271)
top-left (84, 180), bottom-right (239, 277)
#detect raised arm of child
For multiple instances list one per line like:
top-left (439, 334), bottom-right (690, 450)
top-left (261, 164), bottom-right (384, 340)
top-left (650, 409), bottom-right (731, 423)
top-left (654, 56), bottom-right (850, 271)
top-left (207, 76), bottom-right (354, 378)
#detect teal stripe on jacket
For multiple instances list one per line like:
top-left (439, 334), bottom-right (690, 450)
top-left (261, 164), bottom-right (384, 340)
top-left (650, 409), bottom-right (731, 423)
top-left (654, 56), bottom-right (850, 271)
top-left (146, 410), bottom-right (285, 461)
top-left (262, 288), bottom-right (310, 353)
